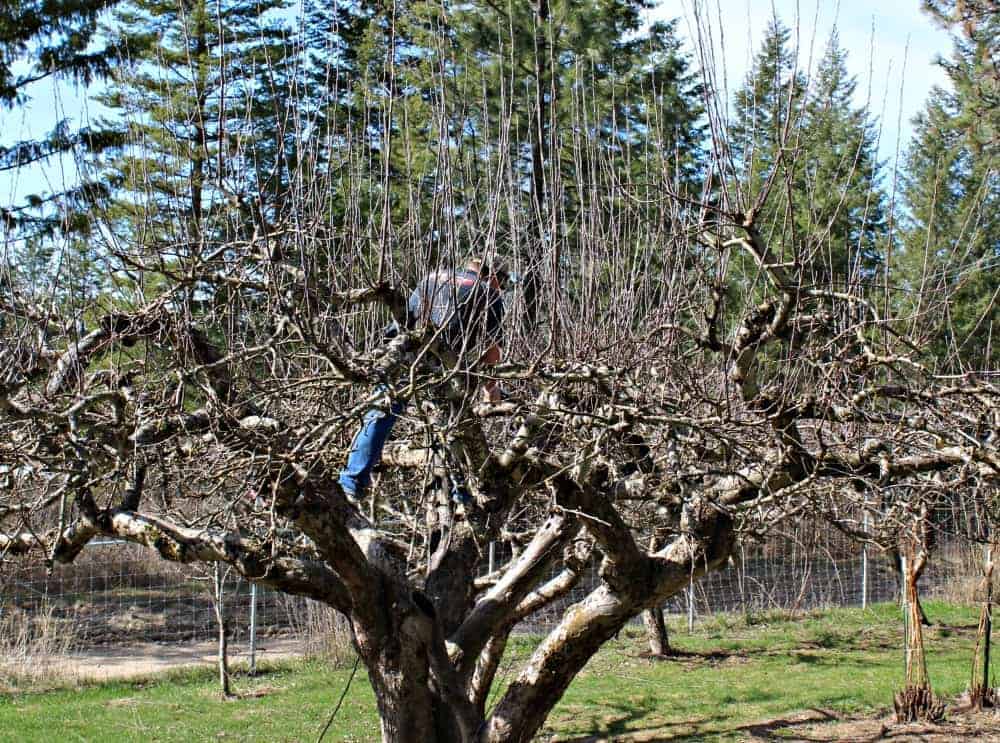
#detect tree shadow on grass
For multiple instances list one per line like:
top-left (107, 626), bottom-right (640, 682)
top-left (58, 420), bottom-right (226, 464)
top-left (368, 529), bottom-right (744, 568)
top-left (633, 648), bottom-right (736, 662)
top-left (546, 694), bottom-right (728, 742)
top-left (551, 714), bottom-right (727, 743)
top-left (550, 694), bottom-right (836, 743)
top-left (550, 706), bottom-right (853, 742)
top-left (556, 706), bottom-right (996, 742)
top-left (730, 708), bottom-right (848, 742)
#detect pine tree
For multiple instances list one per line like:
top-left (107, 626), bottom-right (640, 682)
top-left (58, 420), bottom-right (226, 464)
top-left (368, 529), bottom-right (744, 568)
top-left (0, 0), bottom-right (119, 105)
top-left (896, 100), bottom-right (1000, 368)
top-left (921, 0), bottom-right (998, 150)
top-left (1, 0), bottom-right (128, 238)
top-left (298, 0), bottom-right (378, 215)
top-left (798, 34), bottom-right (886, 289)
top-left (729, 19), bottom-right (808, 269)
top-left (93, 0), bottom-right (295, 260)
top-left (729, 22), bottom-right (886, 290)
top-left (897, 0), bottom-right (999, 369)
top-left (292, 0), bottom-right (704, 336)
top-left (390, 0), bottom-right (705, 329)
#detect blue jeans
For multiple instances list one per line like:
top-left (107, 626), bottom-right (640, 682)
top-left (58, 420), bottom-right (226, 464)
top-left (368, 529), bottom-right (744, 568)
top-left (338, 399), bottom-right (403, 497)
top-left (338, 395), bottom-right (471, 504)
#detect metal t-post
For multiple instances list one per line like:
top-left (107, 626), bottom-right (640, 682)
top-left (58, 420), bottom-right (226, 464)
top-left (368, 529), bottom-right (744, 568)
top-left (861, 512), bottom-right (869, 610)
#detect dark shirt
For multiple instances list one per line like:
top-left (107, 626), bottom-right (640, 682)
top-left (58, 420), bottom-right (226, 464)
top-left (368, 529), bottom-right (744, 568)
top-left (407, 269), bottom-right (503, 354)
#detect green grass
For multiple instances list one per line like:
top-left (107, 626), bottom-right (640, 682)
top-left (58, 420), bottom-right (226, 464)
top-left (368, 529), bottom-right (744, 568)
top-left (0, 601), bottom-right (984, 742)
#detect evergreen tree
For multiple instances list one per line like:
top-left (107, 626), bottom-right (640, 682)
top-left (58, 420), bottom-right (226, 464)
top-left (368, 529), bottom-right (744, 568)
top-left (0, 0), bottom-right (120, 105)
top-left (294, 0), bottom-right (705, 338)
top-left (298, 0), bottom-right (377, 211)
top-left (729, 19), bottom-right (807, 267)
top-left (798, 34), bottom-right (886, 288)
top-left (730, 22), bottom-right (886, 290)
top-left (1, 0), bottom-right (127, 238)
top-left (921, 0), bottom-right (998, 150)
top-left (897, 1), bottom-right (998, 369)
top-left (446, 1), bottom-right (704, 317)
top-left (93, 0), bottom-right (295, 261)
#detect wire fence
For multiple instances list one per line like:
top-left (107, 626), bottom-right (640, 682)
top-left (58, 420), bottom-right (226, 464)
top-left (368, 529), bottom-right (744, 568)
top-left (0, 534), bottom-right (990, 665)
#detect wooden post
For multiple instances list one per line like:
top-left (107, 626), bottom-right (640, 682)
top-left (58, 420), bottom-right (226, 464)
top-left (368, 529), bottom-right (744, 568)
top-left (972, 543), bottom-right (995, 708)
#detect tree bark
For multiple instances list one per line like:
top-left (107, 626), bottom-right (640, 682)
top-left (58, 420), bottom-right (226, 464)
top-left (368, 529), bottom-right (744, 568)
top-left (643, 605), bottom-right (672, 657)
top-left (213, 564), bottom-right (231, 697)
top-left (368, 665), bottom-right (438, 743)
top-left (643, 533), bottom-right (672, 657)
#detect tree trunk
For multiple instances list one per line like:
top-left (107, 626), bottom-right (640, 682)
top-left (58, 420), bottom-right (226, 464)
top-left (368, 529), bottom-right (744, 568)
top-left (643, 605), bottom-right (672, 657)
top-left (643, 533), bottom-right (671, 656)
top-left (891, 548), bottom-right (933, 625)
top-left (369, 668), bottom-right (438, 743)
top-left (353, 582), bottom-right (478, 743)
top-left (212, 564), bottom-right (231, 697)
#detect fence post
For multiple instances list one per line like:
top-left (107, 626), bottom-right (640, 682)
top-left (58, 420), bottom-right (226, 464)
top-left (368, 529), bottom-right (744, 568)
top-left (861, 512), bottom-right (869, 610)
top-left (739, 543), bottom-right (748, 619)
top-left (249, 582), bottom-right (258, 676)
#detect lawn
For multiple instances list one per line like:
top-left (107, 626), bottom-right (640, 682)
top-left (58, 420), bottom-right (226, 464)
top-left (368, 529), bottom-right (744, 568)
top-left (0, 601), bottom-right (986, 742)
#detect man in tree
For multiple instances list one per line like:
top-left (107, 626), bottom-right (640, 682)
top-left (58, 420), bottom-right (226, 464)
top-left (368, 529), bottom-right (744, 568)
top-left (338, 256), bottom-right (509, 503)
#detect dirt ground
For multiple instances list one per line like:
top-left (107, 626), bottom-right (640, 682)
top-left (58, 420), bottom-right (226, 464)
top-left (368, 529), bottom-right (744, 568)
top-left (47, 636), bottom-right (307, 681)
top-left (739, 707), bottom-right (1000, 742)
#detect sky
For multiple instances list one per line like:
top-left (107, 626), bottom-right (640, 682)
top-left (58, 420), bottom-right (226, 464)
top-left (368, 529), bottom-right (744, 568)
top-left (1, 0), bottom-right (957, 211)
top-left (651, 0), bottom-right (954, 163)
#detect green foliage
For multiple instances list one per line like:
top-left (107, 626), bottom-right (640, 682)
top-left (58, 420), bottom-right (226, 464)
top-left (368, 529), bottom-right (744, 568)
top-left (799, 35), bottom-right (887, 286)
top-left (0, 0), bottom-right (121, 107)
top-left (284, 0), bottom-right (705, 345)
top-left (0, 1), bottom-right (127, 239)
top-left (92, 0), bottom-right (295, 258)
top-left (897, 2), bottom-right (999, 369)
top-left (921, 0), bottom-right (999, 151)
top-left (729, 22), bottom-right (887, 293)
